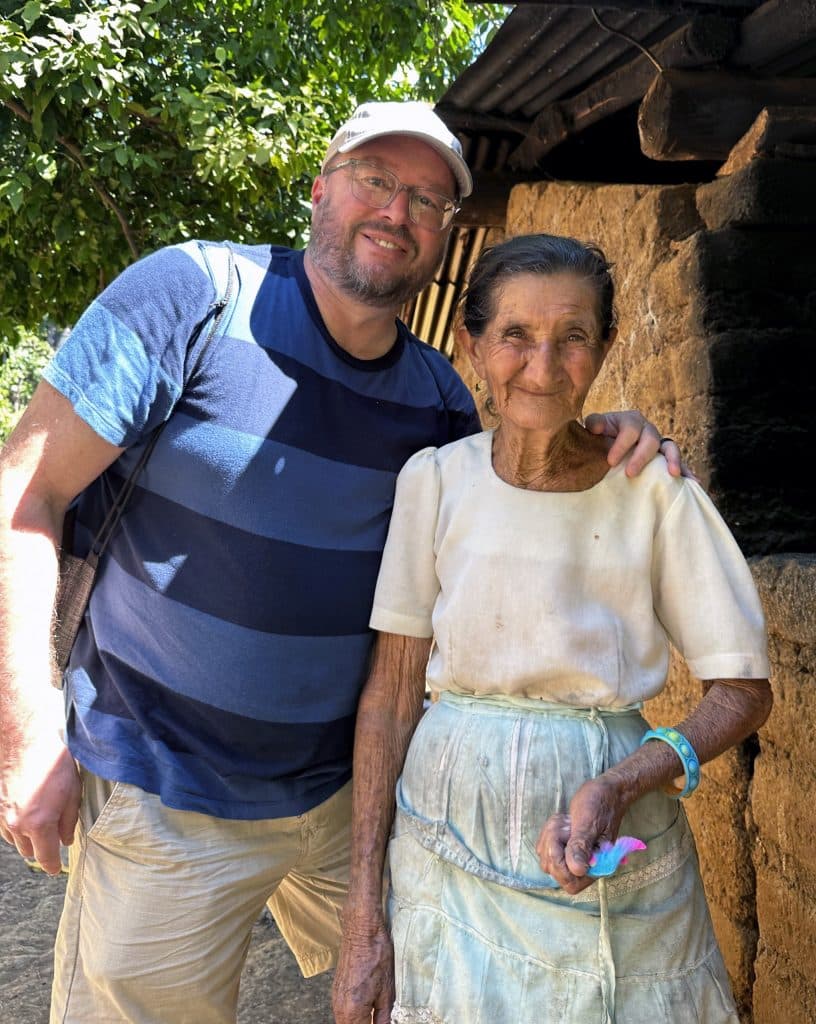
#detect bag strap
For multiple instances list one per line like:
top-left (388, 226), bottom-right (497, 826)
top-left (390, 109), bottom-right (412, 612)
top-left (86, 244), bottom-right (237, 560)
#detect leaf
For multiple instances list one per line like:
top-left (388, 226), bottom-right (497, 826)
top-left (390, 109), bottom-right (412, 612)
top-left (34, 154), bottom-right (58, 182)
top-left (2, 182), bottom-right (25, 215)
top-left (0, 0), bottom-right (507, 330)
top-left (21, 1), bottom-right (41, 32)
top-left (78, 19), bottom-right (102, 46)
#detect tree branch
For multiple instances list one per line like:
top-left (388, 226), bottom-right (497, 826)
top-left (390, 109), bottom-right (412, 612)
top-left (3, 97), bottom-right (140, 261)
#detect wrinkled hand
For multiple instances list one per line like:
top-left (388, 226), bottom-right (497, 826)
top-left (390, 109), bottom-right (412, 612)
top-left (585, 411), bottom-right (694, 480)
top-left (536, 776), bottom-right (626, 895)
top-left (332, 915), bottom-right (395, 1024)
top-left (0, 728), bottom-right (81, 876)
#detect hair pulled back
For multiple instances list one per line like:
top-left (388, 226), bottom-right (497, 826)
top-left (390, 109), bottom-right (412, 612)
top-left (460, 234), bottom-right (617, 340)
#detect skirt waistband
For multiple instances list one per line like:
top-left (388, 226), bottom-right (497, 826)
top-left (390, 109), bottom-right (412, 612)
top-left (439, 689), bottom-right (643, 719)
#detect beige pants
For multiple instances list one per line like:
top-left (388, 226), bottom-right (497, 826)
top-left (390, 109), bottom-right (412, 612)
top-left (51, 770), bottom-right (351, 1024)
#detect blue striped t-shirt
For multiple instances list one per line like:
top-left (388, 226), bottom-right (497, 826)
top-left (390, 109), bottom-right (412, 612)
top-left (45, 241), bottom-right (480, 819)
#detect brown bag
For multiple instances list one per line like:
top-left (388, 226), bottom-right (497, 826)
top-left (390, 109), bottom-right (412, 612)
top-left (53, 433), bottom-right (159, 677)
top-left (55, 549), bottom-right (98, 671)
top-left (52, 244), bottom-right (235, 684)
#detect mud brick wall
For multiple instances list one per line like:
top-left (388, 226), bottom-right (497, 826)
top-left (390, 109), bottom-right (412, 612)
top-left (749, 555), bottom-right (816, 1024)
top-left (450, 165), bottom-right (816, 1022)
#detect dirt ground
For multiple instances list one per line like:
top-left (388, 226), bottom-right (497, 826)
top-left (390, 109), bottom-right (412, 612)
top-left (0, 841), bottom-right (334, 1023)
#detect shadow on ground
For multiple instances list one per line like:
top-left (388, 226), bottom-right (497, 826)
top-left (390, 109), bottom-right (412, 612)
top-left (0, 841), bottom-right (334, 1022)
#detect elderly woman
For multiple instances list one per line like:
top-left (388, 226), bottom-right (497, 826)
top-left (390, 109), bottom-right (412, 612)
top-left (333, 234), bottom-right (771, 1024)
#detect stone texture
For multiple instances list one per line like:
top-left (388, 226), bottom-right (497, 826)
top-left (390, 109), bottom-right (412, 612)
top-left (697, 160), bottom-right (816, 229)
top-left (749, 557), bottom-right (816, 1024)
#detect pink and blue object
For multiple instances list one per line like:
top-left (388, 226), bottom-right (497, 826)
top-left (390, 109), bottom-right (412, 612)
top-left (586, 836), bottom-right (647, 878)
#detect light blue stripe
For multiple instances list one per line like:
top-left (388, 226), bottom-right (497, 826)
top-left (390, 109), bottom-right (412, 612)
top-left (44, 301), bottom-right (180, 445)
top-left (89, 557), bottom-right (370, 722)
top-left (132, 412), bottom-right (396, 551)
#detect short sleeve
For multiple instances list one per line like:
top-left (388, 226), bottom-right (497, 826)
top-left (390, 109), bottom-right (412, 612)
top-left (652, 480), bottom-right (770, 679)
top-left (42, 244), bottom-right (214, 447)
top-left (369, 447), bottom-right (442, 638)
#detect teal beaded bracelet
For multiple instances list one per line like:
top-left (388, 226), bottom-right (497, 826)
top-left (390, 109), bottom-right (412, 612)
top-left (640, 727), bottom-right (701, 799)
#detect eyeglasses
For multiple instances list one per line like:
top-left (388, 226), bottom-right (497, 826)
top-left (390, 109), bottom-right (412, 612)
top-left (323, 159), bottom-right (460, 232)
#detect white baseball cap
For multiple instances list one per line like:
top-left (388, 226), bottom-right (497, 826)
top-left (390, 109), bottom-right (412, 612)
top-left (322, 101), bottom-right (473, 199)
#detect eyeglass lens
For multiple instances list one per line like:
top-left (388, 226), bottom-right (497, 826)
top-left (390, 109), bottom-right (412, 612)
top-left (349, 163), bottom-right (455, 231)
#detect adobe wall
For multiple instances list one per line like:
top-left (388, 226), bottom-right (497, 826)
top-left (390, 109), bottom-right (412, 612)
top-left (451, 169), bottom-right (816, 1022)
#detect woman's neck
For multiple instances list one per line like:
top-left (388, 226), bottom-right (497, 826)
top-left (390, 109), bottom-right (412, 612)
top-left (491, 421), bottom-right (610, 492)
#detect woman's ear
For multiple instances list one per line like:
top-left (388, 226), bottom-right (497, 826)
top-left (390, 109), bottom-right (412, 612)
top-left (456, 325), bottom-right (486, 381)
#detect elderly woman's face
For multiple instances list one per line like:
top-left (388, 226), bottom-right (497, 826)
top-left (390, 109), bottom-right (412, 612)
top-left (462, 271), bottom-right (614, 434)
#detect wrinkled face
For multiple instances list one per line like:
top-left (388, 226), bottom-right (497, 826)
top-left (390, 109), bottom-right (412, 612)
top-left (460, 272), bottom-right (614, 433)
top-left (308, 135), bottom-right (456, 308)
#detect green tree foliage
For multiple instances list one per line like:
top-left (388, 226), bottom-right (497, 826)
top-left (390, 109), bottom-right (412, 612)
top-left (0, 325), bottom-right (53, 440)
top-left (0, 0), bottom-right (503, 338)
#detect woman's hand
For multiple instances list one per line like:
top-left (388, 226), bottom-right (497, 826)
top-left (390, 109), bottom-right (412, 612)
top-left (535, 775), bottom-right (627, 895)
top-left (332, 914), bottom-right (395, 1024)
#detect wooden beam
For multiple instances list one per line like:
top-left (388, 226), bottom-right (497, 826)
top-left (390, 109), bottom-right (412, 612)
top-left (454, 171), bottom-right (515, 228)
top-left (435, 106), bottom-right (528, 139)
top-left (718, 106), bottom-right (816, 176)
top-left (638, 70), bottom-right (816, 160)
top-left (731, 0), bottom-right (816, 69)
top-left (509, 15), bottom-right (738, 168)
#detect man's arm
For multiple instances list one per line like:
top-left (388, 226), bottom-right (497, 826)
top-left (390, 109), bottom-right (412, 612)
top-left (0, 381), bottom-right (123, 874)
top-left (332, 631), bottom-right (431, 1024)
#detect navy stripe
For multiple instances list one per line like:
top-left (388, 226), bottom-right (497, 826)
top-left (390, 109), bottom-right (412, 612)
top-left (68, 662), bottom-right (355, 819)
top-left (269, 349), bottom-right (450, 471)
top-left (73, 648), bottom-right (356, 778)
top-left (79, 476), bottom-right (383, 636)
top-left (182, 342), bottom-right (451, 473)
top-left (75, 554), bottom-right (373, 722)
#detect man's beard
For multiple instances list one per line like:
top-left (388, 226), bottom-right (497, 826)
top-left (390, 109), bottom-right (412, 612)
top-left (307, 197), bottom-right (445, 308)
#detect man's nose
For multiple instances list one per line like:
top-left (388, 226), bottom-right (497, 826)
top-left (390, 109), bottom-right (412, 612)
top-left (379, 184), bottom-right (412, 223)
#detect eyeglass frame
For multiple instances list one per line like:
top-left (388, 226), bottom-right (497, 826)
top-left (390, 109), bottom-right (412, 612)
top-left (322, 158), bottom-right (461, 232)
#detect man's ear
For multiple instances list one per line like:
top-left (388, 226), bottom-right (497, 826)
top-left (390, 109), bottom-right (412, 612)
top-left (456, 325), bottom-right (486, 381)
top-left (311, 175), bottom-right (326, 205)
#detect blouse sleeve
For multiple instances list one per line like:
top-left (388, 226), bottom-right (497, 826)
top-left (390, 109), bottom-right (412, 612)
top-left (369, 446), bottom-right (442, 638)
top-left (652, 479), bottom-right (770, 680)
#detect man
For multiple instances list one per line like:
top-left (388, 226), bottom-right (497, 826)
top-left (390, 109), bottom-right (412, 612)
top-left (0, 101), bottom-right (675, 1023)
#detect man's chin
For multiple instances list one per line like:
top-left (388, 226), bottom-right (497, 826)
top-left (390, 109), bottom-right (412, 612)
top-left (347, 266), bottom-right (426, 307)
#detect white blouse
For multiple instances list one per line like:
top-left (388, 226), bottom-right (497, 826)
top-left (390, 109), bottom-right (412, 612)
top-left (370, 431), bottom-right (769, 707)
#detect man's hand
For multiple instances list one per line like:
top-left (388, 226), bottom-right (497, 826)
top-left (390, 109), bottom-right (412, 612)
top-left (585, 411), bottom-right (689, 479)
top-left (535, 775), bottom-right (626, 896)
top-left (332, 915), bottom-right (395, 1024)
top-left (0, 719), bottom-right (81, 876)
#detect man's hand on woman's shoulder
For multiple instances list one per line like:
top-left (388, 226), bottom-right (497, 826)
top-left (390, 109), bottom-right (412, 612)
top-left (584, 411), bottom-right (697, 480)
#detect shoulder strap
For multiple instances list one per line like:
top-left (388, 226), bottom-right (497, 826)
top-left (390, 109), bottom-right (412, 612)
top-left (87, 244), bottom-right (237, 559)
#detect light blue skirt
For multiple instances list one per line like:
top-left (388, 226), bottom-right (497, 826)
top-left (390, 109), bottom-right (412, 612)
top-left (387, 692), bottom-right (738, 1024)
